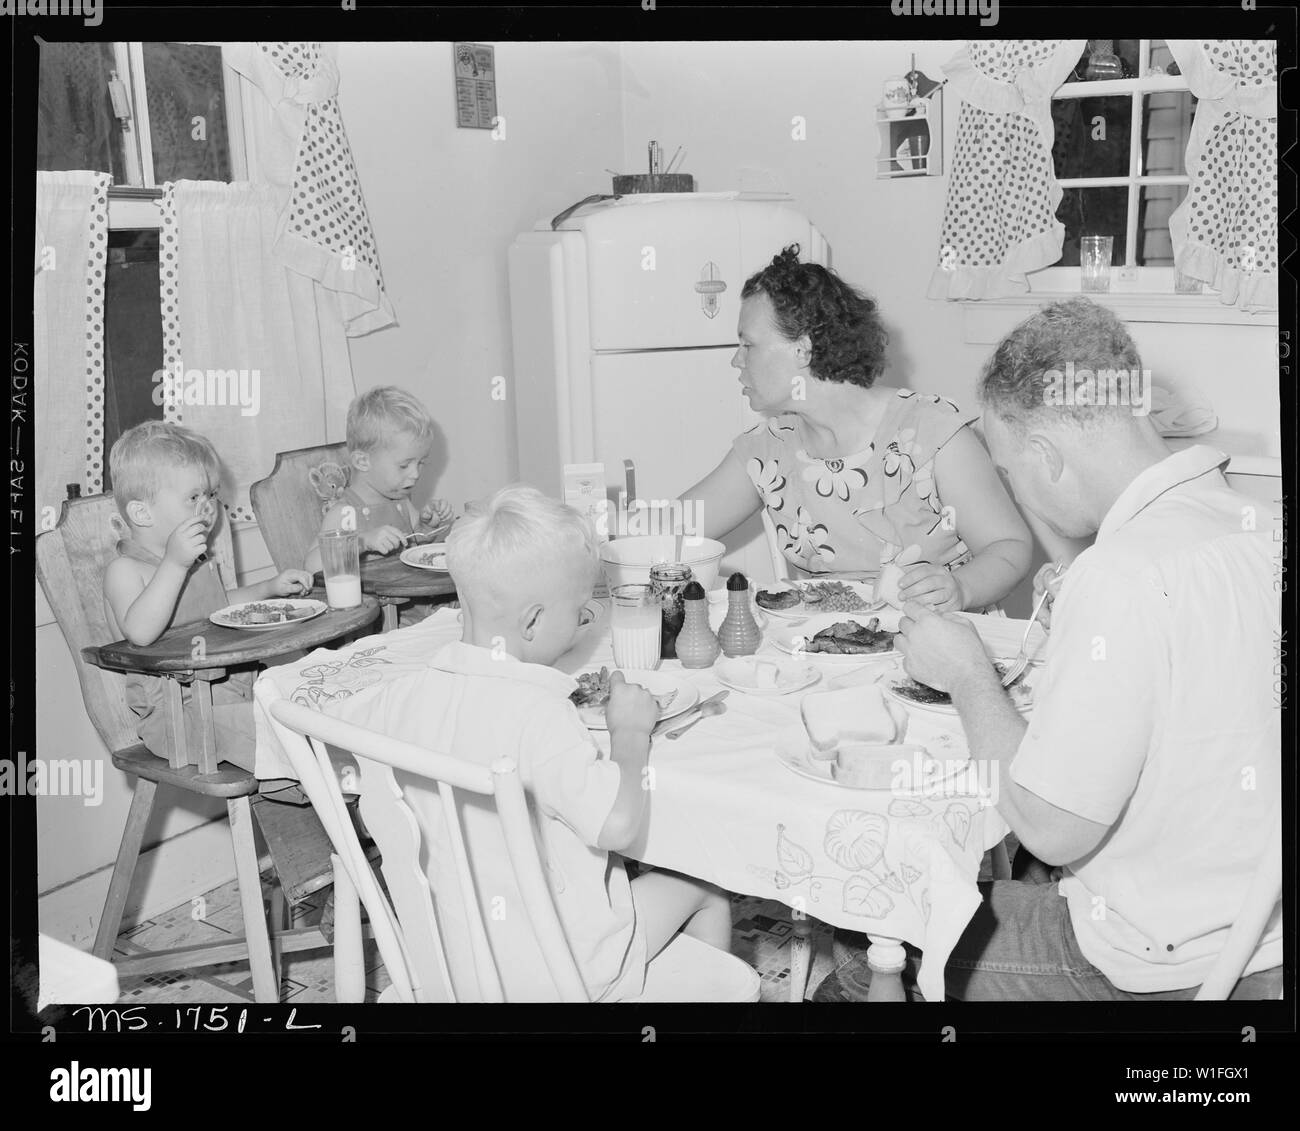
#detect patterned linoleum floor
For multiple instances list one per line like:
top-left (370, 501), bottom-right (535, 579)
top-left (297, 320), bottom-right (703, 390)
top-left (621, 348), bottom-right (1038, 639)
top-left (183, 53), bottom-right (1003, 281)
top-left (111, 879), bottom-right (839, 1004)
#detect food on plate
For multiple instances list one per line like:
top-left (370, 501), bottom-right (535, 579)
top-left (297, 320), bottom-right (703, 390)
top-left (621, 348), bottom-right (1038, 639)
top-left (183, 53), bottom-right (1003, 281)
top-left (890, 662), bottom-right (1030, 708)
top-left (569, 667), bottom-right (678, 713)
top-left (753, 660), bottom-right (781, 690)
top-left (801, 686), bottom-right (909, 760)
top-left (799, 580), bottom-right (869, 612)
top-left (225, 601), bottom-right (312, 626)
top-left (755, 587), bottom-right (801, 611)
top-left (801, 618), bottom-right (895, 655)
top-left (832, 743), bottom-right (912, 790)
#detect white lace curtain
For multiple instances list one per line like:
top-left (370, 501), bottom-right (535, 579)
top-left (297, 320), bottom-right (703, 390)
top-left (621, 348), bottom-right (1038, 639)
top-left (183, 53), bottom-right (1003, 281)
top-left (158, 181), bottom-right (355, 524)
top-left (34, 171), bottom-right (111, 514)
top-left (1166, 40), bottom-right (1277, 311)
top-left (927, 40), bottom-right (1086, 300)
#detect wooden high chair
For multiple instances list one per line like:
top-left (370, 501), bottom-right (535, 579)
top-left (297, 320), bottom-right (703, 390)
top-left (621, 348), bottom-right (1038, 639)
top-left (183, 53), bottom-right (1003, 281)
top-left (36, 494), bottom-right (337, 1002)
top-left (263, 690), bottom-right (762, 1003)
top-left (250, 442), bottom-right (349, 575)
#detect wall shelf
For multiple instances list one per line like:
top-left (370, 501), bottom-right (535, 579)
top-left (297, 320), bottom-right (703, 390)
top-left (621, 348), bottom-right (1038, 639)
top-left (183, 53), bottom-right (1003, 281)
top-left (875, 92), bottom-right (942, 179)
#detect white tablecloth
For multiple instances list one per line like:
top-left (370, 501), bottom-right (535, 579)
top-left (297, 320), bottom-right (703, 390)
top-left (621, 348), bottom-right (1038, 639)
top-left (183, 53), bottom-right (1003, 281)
top-left (253, 604), bottom-right (1046, 1002)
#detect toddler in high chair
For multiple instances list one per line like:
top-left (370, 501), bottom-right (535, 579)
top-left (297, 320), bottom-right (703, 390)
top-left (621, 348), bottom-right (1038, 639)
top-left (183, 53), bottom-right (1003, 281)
top-left (102, 421), bottom-right (315, 802)
top-left (305, 386), bottom-right (455, 624)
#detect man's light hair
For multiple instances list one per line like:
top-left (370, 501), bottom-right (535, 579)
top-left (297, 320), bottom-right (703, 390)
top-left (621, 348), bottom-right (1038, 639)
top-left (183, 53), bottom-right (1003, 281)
top-left (978, 297), bottom-right (1144, 434)
top-left (108, 421), bottom-right (221, 521)
top-left (447, 485), bottom-right (600, 611)
top-left (346, 386), bottom-right (435, 453)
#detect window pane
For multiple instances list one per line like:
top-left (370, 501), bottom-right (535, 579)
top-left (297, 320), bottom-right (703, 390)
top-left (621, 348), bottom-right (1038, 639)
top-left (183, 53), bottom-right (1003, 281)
top-left (103, 229), bottom-right (164, 491)
top-left (1136, 184), bottom-right (1188, 266)
top-left (38, 41), bottom-right (131, 179)
top-left (1052, 96), bottom-right (1132, 179)
top-left (1069, 39), bottom-right (1141, 82)
top-left (1141, 91), bottom-right (1195, 177)
top-left (142, 43), bottom-right (232, 182)
top-left (1055, 187), bottom-right (1129, 267)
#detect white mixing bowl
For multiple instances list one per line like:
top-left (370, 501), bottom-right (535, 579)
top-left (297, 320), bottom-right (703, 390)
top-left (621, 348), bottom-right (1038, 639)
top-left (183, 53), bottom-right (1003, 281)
top-left (599, 535), bottom-right (727, 592)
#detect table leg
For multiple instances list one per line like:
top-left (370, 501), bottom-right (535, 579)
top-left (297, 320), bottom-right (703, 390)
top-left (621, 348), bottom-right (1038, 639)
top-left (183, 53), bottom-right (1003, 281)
top-left (864, 934), bottom-right (908, 1002)
top-left (192, 677), bottom-right (220, 776)
top-left (381, 602), bottom-right (398, 632)
top-left (789, 917), bottom-right (814, 1002)
top-left (162, 679), bottom-right (189, 770)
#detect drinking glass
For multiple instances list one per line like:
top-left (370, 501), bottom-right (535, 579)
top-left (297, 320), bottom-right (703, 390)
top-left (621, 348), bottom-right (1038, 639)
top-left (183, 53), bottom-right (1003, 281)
top-left (610, 584), bottom-right (661, 670)
top-left (320, 530), bottom-right (362, 609)
top-left (1080, 236), bottom-right (1114, 293)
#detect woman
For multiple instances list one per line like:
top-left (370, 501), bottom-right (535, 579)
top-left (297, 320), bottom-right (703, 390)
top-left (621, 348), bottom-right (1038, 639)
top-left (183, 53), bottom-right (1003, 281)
top-left (681, 246), bottom-right (1032, 611)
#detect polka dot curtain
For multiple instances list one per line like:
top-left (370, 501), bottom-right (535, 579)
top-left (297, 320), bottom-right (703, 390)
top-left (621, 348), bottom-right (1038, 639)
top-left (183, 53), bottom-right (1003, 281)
top-left (34, 171), bottom-right (112, 517)
top-left (927, 40), bottom-right (1087, 301)
top-left (1166, 41), bottom-right (1277, 312)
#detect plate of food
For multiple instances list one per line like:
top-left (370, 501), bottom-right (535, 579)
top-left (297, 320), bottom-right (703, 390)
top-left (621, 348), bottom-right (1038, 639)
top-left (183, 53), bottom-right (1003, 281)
top-left (569, 667), bottom-right (699, 730)
top-left (753, 579), bottom-right (879, 619)
top-left (210, 599), bottom-right (327, 631)
top-left (774, 731), bottom-right (968, 794)
top-left (768, 613), bottom-right (898, 662)
top-left (884, 663), bottom-right (1036, 715)
top-left (399, 542), bottom-right (449, 571)
top-left (714, 657), bottom-right (820, 696)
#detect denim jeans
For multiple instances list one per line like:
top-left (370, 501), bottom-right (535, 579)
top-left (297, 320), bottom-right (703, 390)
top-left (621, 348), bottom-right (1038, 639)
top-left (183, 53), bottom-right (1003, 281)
top-left (813, 880), bottom-right (1283, 1002)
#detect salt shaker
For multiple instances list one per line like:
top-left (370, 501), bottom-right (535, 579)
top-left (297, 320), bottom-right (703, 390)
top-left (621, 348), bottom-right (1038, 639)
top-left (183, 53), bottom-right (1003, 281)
top-left (675, 580), bottom-right (720, 668)
top-left (718, 572), bottom-right (762, 657)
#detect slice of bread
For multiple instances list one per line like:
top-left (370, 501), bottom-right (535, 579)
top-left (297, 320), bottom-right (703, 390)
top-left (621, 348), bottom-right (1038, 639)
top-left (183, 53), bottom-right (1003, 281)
top-left (831, 744), bottom-right (906, 789)
top-left (800, 686), bottom-right (907, 759)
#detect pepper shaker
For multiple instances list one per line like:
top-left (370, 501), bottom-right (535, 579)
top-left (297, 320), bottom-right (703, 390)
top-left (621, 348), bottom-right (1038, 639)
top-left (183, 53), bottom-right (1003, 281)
top-left (675, 580), bottom-right (720, 668)
top-left (718, 572), bottom-right (762, 658)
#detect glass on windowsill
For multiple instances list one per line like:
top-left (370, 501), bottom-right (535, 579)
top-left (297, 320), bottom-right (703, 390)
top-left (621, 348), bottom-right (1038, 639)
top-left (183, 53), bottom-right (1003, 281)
top-left (1080, 236), bottom-right (1114, 293)
top-left (1174, 271), bottom-right (1205, 295)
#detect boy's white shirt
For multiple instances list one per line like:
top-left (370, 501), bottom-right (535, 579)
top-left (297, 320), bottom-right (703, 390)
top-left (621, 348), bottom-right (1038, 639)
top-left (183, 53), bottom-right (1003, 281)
top-left (254, 616), bottom-right (647, 1001)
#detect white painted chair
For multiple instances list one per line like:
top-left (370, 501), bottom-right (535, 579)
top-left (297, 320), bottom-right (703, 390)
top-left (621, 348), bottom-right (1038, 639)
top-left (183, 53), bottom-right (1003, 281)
top-left (760, 508), bottom-right (793, 582)
top-left (1195, 801), bottom-right (1283, 1000)
top-left (264, 694), bottom-right (761, 1003)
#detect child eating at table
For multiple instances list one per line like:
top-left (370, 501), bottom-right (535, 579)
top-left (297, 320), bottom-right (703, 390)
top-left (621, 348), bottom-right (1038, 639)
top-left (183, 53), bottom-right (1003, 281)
top-left (103, 421), bottom-right (315, 797)
top-left (346, 484), bottom-right (734, 999)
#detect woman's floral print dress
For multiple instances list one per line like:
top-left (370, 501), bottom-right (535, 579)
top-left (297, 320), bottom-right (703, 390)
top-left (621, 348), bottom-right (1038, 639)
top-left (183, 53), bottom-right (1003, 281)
top-left (732, 389), bottom-right (976, 576)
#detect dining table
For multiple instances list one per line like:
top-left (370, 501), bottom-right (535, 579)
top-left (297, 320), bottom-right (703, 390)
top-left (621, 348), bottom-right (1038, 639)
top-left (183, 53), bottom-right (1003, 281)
top-left (88, 593), bottom-right (382, 775)
top-left (250, 593), bottom-right (1048, 1003)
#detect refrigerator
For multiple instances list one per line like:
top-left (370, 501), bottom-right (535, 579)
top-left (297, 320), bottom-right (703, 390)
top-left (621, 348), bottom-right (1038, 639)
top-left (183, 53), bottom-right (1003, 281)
top-left (507, 192), bottom-right (830, 580)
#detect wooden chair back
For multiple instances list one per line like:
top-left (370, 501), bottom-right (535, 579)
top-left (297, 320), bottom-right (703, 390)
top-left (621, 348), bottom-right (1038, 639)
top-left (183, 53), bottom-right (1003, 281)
top-left (250, 443), bottom-right (349, 573)
top-left (35, 493), bottom-right (238, 756)
top-left (1195, 800), bottom-right (1283, 1000)
top-left (760, 509), bottom-right (793, 582)
top-left (263, 692), bottom-right (591, 1003)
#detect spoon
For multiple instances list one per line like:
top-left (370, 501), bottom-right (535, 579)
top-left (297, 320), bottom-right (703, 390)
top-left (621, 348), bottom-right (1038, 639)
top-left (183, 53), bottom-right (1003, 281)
top-left (664, 697), bottom-right (728, 740)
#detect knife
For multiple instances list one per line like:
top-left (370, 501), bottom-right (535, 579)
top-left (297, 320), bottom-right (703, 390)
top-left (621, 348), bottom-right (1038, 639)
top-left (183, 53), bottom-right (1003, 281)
top-left (652, 690), bottom-right (729, 738)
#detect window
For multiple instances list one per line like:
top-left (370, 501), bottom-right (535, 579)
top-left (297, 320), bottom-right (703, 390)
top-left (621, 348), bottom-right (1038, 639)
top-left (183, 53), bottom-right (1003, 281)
top-left (1038, 39), bottom-right (1199, 294)
top-left (38, 42), bottom-right (249, 484)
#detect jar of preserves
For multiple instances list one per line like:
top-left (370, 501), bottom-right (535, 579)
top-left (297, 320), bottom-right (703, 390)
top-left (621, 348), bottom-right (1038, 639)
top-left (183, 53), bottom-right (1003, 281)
top-left (649, 562), bottom-right (693, 660)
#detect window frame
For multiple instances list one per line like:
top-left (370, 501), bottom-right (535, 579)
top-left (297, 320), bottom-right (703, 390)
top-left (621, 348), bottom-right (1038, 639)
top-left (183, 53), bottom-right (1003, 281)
top-left (1031, 39), bottom-right (1196, 296)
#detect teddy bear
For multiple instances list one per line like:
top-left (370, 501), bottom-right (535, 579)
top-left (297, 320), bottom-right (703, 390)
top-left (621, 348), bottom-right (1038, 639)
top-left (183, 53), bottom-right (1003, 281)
top-left (308, 461), bottom-right (350, 516)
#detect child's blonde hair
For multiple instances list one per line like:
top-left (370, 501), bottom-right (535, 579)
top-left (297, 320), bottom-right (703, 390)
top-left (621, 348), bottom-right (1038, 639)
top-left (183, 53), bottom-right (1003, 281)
top-left (346, 386), bottom-right (435, 454)
top-left (109, 421), bottom-right (221, 521)
top-left (447, 485), bottom-right (600, 608)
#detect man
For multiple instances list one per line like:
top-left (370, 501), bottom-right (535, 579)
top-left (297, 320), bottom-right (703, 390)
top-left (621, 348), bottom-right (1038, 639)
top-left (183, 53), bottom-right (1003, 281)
top-left (815, 298), bottom-right (1282, 1001)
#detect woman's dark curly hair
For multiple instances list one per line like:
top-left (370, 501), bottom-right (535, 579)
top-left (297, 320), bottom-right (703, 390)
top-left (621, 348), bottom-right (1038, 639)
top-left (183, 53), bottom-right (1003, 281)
top-left (740, 245), bottom-right (889, 388)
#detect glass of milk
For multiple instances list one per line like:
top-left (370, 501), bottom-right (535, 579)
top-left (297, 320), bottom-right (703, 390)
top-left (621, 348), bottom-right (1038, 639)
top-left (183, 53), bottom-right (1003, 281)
top-left (610, 584), bottom-right (661, 670)
top-left (320, 530), bottom-right (363, 610)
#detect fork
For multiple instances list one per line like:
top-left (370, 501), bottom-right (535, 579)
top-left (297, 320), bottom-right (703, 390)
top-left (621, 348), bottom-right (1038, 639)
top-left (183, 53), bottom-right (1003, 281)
top-left (1000, 583), bottom-right (1053, 687)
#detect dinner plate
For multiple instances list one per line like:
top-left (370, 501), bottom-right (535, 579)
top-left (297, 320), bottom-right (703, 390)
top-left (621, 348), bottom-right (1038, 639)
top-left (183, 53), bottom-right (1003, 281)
top-left (210, 598), bottom-right (327, 631)
top-left (883, 670), bottom-right (1035, 715)
top-left (714, 657), bottom-right (820, 697)
top-left (774, 731), bottom-right (970, 795)
top-left (767, 612), bottom-right (899, 663)
top-left (571, 668), bottom-right (699, 731)
top-left (400, 542), bottom-right (449, 571)
top-left (752, 580), bottom-right (879, 621)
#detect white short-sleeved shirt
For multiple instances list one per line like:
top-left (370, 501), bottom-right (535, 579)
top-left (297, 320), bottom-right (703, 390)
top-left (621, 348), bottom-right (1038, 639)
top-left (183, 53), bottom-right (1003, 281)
top-left (1010, 446), bottom-right (1281, 993)
top-left (317, 640), bottom-right (646, 1002)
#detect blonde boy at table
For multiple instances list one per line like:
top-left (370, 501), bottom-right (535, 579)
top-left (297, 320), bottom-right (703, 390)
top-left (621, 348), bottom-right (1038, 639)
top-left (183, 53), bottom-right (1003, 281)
top-left (816, 299), bottom-right (1281, 1002)
top-left (312, 484), bottom-right (733, 1000)
top-left (103, 421), bottom-right (316, 801)
top-left (304, 387), bottom-right (454, 624)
